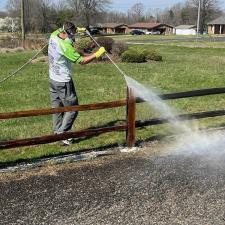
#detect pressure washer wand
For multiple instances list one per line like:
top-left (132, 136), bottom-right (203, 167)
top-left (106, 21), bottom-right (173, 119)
top-left (86, 31), bottom-right (127, 78)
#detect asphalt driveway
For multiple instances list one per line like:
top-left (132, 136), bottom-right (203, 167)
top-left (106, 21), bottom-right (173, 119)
top-left (1, 141), bottom-right (225, 225)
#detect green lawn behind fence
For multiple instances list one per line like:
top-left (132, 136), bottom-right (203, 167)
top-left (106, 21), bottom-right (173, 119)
top-left (1, 39), bottom-right (225, 164)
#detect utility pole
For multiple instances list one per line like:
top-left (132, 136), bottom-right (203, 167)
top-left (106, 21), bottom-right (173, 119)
top-left (21, 0), bottom-right (25, 48)
top-left (197, 0), bottom-right (201, 37)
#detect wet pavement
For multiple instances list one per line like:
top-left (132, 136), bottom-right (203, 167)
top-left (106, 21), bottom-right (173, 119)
top-left (1, 143), bottom-right (225, 225)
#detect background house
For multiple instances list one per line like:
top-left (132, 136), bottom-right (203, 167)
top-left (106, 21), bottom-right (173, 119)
top-left (102, 23), bottom-right (129, 34)
top-left (128, 22), bottom-right (173, 35)
top-left (174, 25), bottom-right (197, 35)
top-left (208, 16), bottom-right (225, 34)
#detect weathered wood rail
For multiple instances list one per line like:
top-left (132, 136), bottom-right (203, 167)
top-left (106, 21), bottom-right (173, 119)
top-left (0, 100), bottom-right (127, 119)
top-left (1, 87), bottom-right (225, 150)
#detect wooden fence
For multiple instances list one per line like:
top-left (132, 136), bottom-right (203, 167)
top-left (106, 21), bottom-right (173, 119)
top-left (1, 87), bottom-right (225, 150)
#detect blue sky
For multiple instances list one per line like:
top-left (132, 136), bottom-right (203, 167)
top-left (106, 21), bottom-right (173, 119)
top-left (0, 0), bottom-right (225, 11)
top-left (111, 0), bottom-right (190, 11)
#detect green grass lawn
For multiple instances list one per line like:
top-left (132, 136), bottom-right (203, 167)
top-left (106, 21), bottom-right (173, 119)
top-left (133, 40), bottom-right (225, 49)
top-left (1, 39), bottom-right (225, 164)
top-left (112, 34), bottom-right (207, 41)
top-left (114, 34), bottom-right (225, 49)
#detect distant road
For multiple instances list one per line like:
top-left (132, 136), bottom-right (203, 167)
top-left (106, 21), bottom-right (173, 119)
top-left (126, 36), bottom-right (225, 43)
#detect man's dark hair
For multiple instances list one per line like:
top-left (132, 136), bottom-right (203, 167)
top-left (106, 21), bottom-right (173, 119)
top-left (63, 21), bottom-right (76, 35)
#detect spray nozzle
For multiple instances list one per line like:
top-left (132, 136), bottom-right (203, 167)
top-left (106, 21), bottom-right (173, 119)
top-left (76, 27), bottom-right (87, 33)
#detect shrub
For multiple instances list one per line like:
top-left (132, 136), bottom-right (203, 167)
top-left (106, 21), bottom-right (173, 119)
top-left (121, 48), bottom-right (163, 63)
top-left (24, 38), bottom-right (45, 50)
top-left (121, 49), bottom-right (146, 63)
top-left (0, 37), bottom-right (21, 48)
top-left (142, 49), bottom-right (163, 61)
top-left (0, 47), bottom-right (24, 53)
top-left (96, 36), bottom-right (114, 53)
top-left (31, 56), bottom-right (48, 64)
top-left (76, 37), bottom-right (93, 53)
top-left (151, 54), bottom-right (163, 61)
top-left (112, 41), bottom-right (128, 56)
top-left (0, 34), bottom-right (12, 40)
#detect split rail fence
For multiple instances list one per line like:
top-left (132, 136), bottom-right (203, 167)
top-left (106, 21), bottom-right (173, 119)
top-left (1, 87), bottom-right (225, 150)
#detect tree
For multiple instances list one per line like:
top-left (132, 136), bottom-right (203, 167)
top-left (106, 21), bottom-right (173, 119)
top-left (66, 0), bottom-right (112, 26)
top-left (38, 0), bottom-right (52, 32)
top-left (5, 0), bottom-right (223, 33)
top-left (0, 16), bottom-right (19, 32)
top-left (66, 0), bottom-right (81, 14)
top-left (189, 0), bottom-right (221, 33)
top-left (7, 0), bottom-right (55, 32)
top-left (158, 0), bottom-right (223, 27)
top-left (169, 10), bottom-right (175, 24)
top-left (0, 11), bottom-right (8, 18)
top-left (102, 11), bottom-right (128, 23)
top-left (151, 8), bottom-right (162, 23)
top-left (7, 0), bottom-right (20, 17)
top-left (128, 2), bottom-right (145, 23)
top-left (181, 8), bottom-right (190, 24)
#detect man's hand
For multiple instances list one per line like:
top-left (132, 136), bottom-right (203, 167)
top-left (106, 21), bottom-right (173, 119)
top-left (95, 47), bottom-right (106, 58)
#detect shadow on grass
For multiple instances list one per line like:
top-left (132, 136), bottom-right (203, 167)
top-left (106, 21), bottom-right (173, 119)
top-left (0, 125), bottom-right (166, 170)
top-left (2, 120), bottom-right (224, 169)
top-left (0, 120), bottom-right (126, 169)
top-left (74, 119), bottom-right (127, 143)
top-left (0, 142), bottom-right (121, 169)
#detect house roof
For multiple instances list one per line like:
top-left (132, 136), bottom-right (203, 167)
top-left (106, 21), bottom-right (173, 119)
top-left (129, 22), bottom-right (173, 29)
top-left (208, 16), bottom-right (225, 25)
top-left (175, 25), bottom-right (196, 29)
top-left (102, 23), bottom-right (127, 28)
top-left (129, 22), bottom-right (161, 29)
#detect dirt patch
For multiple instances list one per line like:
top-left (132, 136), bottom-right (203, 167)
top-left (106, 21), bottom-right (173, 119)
top-left (209, 55), bottom-right (225, 63)
top-left (31, 56), bottom-right (48, 64)
top-left (0, 47), bottom-right (25, 53)
top-left (0, 150), bottom-right (129, 182)
top-left (0, 139), bottom-right (170, 182)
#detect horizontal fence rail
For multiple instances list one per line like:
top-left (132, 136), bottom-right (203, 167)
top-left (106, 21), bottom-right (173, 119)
top-left (1, 87), bottom-right (225, 150)
top-left (0, 125), bottom-right (127, 150)
top-left (136, 87), bottom-right (225, 103)
top-left (136, 109), bottom-right (225, 127)
top-left (0, 100), bottom-right (127, 120)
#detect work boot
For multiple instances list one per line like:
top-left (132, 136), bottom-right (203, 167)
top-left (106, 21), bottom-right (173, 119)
top-left (59, 138), bottom-right (74, 146)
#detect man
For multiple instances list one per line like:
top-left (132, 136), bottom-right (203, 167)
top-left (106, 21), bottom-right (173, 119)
top-left (48, 21), bottom-right (105, 146)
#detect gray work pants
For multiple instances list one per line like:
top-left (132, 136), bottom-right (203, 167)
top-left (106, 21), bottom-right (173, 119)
top-left (49, 79), bottom-right (78, 134)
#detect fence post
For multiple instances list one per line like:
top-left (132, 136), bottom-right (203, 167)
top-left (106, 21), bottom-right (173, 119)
top-left (126, 87), bottom-right (136, 148)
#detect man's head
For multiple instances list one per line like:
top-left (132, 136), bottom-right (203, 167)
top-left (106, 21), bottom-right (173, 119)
top-left (62, 21), bottom-right (77, 43)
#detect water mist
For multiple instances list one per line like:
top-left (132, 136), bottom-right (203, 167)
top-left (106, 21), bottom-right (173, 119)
top-left (125, 75), bottom-right (225, 159)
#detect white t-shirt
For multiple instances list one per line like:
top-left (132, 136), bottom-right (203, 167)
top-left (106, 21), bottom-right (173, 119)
top-left (48, 29), bottom-right (83, 82)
